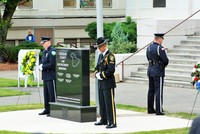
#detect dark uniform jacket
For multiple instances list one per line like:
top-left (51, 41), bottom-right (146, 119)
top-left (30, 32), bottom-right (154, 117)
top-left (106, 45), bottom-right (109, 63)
top-left (41, 46), bottom-right (56, 80)
top-left (146, 42), bottom-right (169, 77)
top-left (95, 50), bottom-right (116, 89)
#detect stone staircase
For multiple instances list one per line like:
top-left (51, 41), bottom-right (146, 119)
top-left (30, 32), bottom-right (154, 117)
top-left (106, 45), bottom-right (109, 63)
top-left (125, 36), bottom-right (200, 88)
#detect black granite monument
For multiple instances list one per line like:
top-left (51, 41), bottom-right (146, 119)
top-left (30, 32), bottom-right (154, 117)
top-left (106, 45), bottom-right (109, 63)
top-left (50, 48), bottom-right (96, 122)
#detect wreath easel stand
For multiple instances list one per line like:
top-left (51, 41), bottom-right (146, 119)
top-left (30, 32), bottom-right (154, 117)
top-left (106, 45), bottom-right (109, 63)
top-left (16, 50), bottom-right (41, 105)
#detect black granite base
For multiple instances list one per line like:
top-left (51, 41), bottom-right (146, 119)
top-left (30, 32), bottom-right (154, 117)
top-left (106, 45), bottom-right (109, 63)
top-left (50, 102), bottom-right (97, 122)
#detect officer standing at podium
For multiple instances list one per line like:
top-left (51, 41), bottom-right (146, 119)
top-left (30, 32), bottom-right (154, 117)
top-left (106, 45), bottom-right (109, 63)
top-left (94, 37), bottom-right (117, 129)
top-left (146, 33), bottom-right (169, 115)
top-left (38, 36), bottom-right (56, 116)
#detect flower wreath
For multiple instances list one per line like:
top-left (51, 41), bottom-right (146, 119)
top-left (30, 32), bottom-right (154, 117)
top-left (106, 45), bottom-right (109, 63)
top-left (21, 51), bottom-right (36, 84)
top-left (191, 62), bottom-right (200, 91)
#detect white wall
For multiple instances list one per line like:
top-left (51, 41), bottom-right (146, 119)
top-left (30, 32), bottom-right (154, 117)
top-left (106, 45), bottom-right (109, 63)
top-left (115, 52), bottom-right (147, 81)
top-left (126, 0), bottom-right (200, 19)
top-left (136, 19), bottom-right (200, 49)
top-left (33, 0), bottom-right (62, 10)
top-left (112, 0), bottom-right (126, 9)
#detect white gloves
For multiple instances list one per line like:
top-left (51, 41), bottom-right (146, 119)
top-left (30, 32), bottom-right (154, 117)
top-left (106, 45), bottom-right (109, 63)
top-left (39, 64), bottom-right (43, 70)
top-left (95, 72), bottom-right (103, 80)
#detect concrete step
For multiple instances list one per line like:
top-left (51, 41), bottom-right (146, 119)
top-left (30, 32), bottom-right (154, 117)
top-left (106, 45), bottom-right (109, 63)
top-left (125, 77), bottom-right (193, 89)
top-left (174, 45), bottom-right (200, 49)
top-left (131, 72), bottom-right (191, 82)
top-left (181, 40), bottom-right (200, 45)
top-left (138, 67), bottom-right (192, 76)
top-left (167, 49), bottom-right (200, 54)
top-left (187, 36), bottom-right (200, 40)
top-left (169, 58), bottom-right (198, 64)
top-left (168, 53), bottom-right (200, 60)
top-left (167, 63), bottom-right (193, 70)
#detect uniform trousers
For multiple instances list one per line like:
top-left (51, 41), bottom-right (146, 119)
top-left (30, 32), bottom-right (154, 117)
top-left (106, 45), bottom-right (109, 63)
top-left (43, 80), bottom-right (56, 113)
top-left (148, 76), bottom-right (164, 114)
top-left (98, 88), bottom-right (116, 125)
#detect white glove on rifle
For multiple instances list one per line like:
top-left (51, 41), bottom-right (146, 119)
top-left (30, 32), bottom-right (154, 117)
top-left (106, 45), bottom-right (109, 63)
top-left (39, 64), bottom-right (43, 70)
top-left (95, 72), bottom-right (103, 80)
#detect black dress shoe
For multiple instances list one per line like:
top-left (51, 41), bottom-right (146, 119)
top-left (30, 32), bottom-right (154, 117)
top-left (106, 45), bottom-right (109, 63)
top-left (156, 112), bottom-right (165, 115)
top-left (46, 114), bottom-right (50, 117)
top-left (38, 111), bottom-right (49, 115)
top-left (148, 109), bottom-right (156, 114)
top-left (94, 122), bottom-right (107, 125)
top-left (106, 124), bottom-right (117, 129)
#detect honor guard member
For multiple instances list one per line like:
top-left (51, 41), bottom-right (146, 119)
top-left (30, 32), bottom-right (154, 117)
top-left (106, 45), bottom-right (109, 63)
top-left (146, 33), bottom-right (169, 115)
top-left (94, 37), bottom-right (117, 129)
top-left (38, 36), bottom-right (56, 117)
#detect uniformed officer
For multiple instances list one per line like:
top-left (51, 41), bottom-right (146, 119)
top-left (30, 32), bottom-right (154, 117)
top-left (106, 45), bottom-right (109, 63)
top-left (94, 37), bottom-right (117, 129)
top-left (190, 116), bottom-right (200, 134)
top-left (38, 36), bottom-right (56, 117)
top-left (146, 33), bottom-right (169, 115)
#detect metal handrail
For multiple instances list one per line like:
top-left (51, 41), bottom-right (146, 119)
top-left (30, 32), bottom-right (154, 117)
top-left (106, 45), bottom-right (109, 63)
top-left (116, 9), bottom-right (200, 82)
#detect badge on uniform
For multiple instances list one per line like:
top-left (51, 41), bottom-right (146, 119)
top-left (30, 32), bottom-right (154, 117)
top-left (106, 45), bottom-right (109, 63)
top-left (51, 51), bottom-right (56, 56)
top-left (109, 55), bottom-right (115, 62)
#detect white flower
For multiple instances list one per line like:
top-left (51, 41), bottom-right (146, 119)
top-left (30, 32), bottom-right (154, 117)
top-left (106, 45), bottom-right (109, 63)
top-left (192, 68), bottom-right (197, 73)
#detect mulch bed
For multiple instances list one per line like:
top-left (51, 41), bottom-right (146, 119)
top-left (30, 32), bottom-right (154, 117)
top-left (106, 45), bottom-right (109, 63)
top-left (0, 63), bottom-right (18, 71)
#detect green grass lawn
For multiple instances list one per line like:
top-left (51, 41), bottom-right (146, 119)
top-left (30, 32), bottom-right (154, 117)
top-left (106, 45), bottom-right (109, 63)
top-left (0, 103), bottom-right (43, 112)
top-left (0, 130), bottom-right (27, 134)
top-left (0, 88), bottom-right (29, 97)
top-left (132, 128), bottom-right (189, 134)
top-left (0, 78), bottom-right (42, 87)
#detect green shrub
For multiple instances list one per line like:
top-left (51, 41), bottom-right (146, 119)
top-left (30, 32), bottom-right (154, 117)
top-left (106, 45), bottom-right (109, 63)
top-left (0, 42), bottom-right (44, 63)
top-left (16, 42), bottom-right (44, 58)
top-left (90, 53), bottom-right (95, 72)
top-left (0, 46), bottom-right (19, 63)
top-left (16, 42), bottom-right (43, 51)
top-left (109, 22), bottom-right (137, 54)
top-left (85, 16), bottom-right (137, 43)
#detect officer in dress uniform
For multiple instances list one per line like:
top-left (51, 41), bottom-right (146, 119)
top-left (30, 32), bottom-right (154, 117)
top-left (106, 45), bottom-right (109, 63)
top-left (146, 33), bottom-right (169, 115)
top-left (38, 36), bottom-right (56, 117)
top-left (94, 37), bottom-right (117, 128)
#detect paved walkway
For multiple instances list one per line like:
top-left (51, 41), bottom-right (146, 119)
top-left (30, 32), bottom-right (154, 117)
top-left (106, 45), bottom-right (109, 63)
top-left (0, 109), bottom-right (190, 133)
top-left (0, 70), bottom-right (198, 133)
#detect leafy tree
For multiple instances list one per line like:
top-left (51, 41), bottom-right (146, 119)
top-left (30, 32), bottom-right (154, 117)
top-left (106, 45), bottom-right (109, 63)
top-left (85, 16), bottom-right (137, 43)
top-left (122, 16), bottom-right (137, 43)
top-left (85, 22), bottom-right (115, 41)
top-left (109, 22), bottom-right (137, 54)
top-left (0, 0), bottom-right (30, 45)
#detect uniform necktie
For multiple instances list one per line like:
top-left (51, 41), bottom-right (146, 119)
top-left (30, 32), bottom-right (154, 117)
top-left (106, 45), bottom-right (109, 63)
top-left (100, 53), bottom-right (103, 60)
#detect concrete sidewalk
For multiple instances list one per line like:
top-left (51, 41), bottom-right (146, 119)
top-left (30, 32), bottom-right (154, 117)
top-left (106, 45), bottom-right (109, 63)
top-left (0, 109), bottom-right (190, 134)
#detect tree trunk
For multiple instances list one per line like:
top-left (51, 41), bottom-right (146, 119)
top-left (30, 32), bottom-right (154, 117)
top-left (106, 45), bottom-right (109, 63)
top-left (0, 0), bottom-right (19, 45)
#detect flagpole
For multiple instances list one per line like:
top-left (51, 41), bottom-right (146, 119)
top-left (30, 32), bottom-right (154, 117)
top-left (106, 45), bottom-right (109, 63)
top-left (95, 0), bottom-right (103, 115)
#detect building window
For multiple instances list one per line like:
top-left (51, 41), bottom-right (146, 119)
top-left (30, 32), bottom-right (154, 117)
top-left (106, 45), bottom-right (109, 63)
top-left (153, 0), bottom-right (166, 8)
top-left (64, 0), bottom-right (76, 8)
top-left (80, 0), bottom-right (112, 8)
top-left (6, 40), bottom-right (15, 47)
top-left (18, 0), bottom-right (33, 9)
top-left (64, 39), bottom-right (77, 48)
top-left (80, 0), bottom-right (95, 8)
top-left (103, 0), bottom-right (112, 8)
top-left (80, 38), bottom-right (95, 48)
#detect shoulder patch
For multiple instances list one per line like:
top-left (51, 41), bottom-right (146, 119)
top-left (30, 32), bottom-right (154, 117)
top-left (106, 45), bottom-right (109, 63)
top-left (109, 54), bottom-right (115, 62)
top-left (51, 51), bottom-right (56, 56)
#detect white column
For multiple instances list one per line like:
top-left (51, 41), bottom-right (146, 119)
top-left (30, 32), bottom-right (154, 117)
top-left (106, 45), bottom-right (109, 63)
top-left (96, 0), bottom-right (103, 37)
top-left (95, 0), bottom-right (103, 115)
top-left (76, 0), bottom-right (80, 9)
